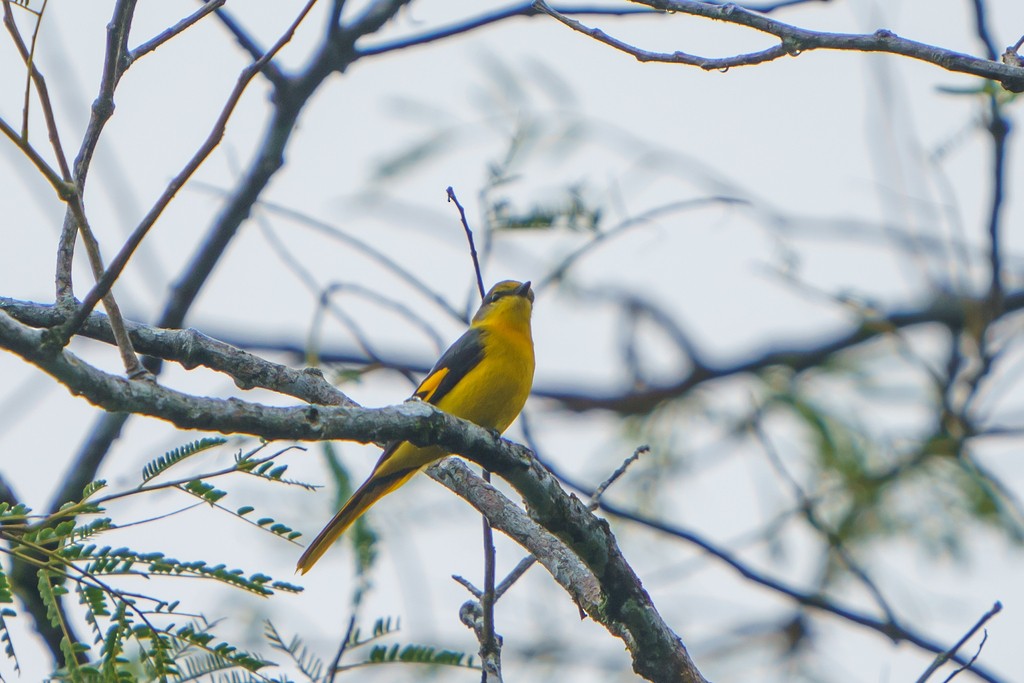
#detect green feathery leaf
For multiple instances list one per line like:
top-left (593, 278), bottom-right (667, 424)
top-left (360, 642), bottom-right (476, 669)
top-left (265, 621), bottom-right (324, 682)
top-left (182, 480), bottom-right (228, 505)
top-left (0, 605), bottom-right (20, 675)
top-left (0, 565), bottom-right (13, 605)
top-left (142, 437), bottom-right (228, 483)
top-left (81, 480), bottom-right (107, 500)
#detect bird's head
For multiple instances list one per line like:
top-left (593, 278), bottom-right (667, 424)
top-left (472, 280), bottom-right (534, 325)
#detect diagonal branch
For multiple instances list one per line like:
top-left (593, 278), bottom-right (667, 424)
top-left (55, 0), bottom-right (322, 344)
top-left (129, 0), bottom-right (225, 61)
top-left (534, 0), bottom-right (1024, 91)
top-left (582, 489), bottom-right (1007, 683)
top-left (0, 297), bottom-right (353, 407)
top-left (205, 3), bottom-right (288, 89)
top-left (915, 601), bottom-right (1002, 683)
top-left (542, 291), bottom-right (1024, 415)
top-left (360, 2), bottom-right (657, 57)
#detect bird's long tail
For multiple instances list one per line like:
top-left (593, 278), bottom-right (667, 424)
top-left (296, 466), bottom-right (417, 574)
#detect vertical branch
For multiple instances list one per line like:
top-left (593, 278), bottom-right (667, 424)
top-left (55, 0), bottom-right (137, 303)
top-left (983, 97), bottom-right (1009, 314)
top-left (2, 0), bottom-right (71, 181)
top-left (447, 185), bottom-right (500, 679)
top-left (478, 503), bottom-right (501, 681)
top-left (63, 200), bottom-right (146, 377)
top-left (326, 615), bottom-right (356, 683)
top-left (16, 0), bottom-right (45, 136)
top-left (969, 0), bottom-right (998, 61)
top-left (5, 0), bottom-right (148, 375)
top-left (966, 0), bottom-right (1008, 316)
top-left (55, 0), bottom-right (321, 342)
top-left (327, 0), bottom-right (346, 38)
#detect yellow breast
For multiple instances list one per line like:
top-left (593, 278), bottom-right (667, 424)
top-left (435, 313), bottom-right (534, 433)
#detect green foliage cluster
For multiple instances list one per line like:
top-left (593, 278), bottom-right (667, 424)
top-left (0, 439), bottom-right (480, 682)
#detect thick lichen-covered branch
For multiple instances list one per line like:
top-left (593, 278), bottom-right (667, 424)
top-left (0, 307), bottom-right (705, 682)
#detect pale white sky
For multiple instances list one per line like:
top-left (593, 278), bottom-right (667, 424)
top-left (1, 1), bottom-right (1023, 681)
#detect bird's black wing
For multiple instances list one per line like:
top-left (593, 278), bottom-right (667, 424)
top-left (412, 327), bottom-right (486, 406)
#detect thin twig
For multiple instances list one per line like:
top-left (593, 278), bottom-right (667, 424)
top-left (445, 185), bottom-right (498, 677)
top-left (17, 0), bottom-right (47, 137)
top-left (478, 493), bottom-right (501, 682)
top-left (0, 114), bottom-right (69, 194)
top-left (129, 0), bottom-right (225, 60)
top-left (447, 186), bottom-right (486, 299)
top-left (752, 413), bottom-right (899, 626)
top-left (56, 0), bottom-right (322, 342)
top-left (915, 602), bottom-right (1002, 683)
top-left (206, 3), bottom-right (288, 89)
top-left (452, 574), bottom-right (482, 598)
top-left (326, 614), bottom-right (357, 683)
top-left (589, 445), bottom-right (648, 510)
top-left (494, 555), bottom-right (536, 600)
top-left (2, 0), bottom-right (71, 180)
top-left (55, 0), bottom-right (137, 303)
top-left (65, 197), bottom-right (146, 376)
top-left (942, 631), bottom-right (989, 683)
top-left (982, 96), bottom-right (1009, 315)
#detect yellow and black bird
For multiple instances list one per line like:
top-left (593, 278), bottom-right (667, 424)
top-left (297, 280), bottom-right (536, 574)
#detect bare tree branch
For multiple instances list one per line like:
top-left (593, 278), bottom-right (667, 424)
top-left (543, 463), bottom-right (1008, 683)
top-left (129, 0), bottom-right (225, 60)
top-left (55, 0), bottom-right (137, 303)
top-left (360, 3), bottom-right (659, 57)
top-left (0, 297), bottom-right (353, 407)
top-left (542, 291), bottom-right (1024, 415)
top-left (916, 602), bottom-right (1002, 683)
top-left (2, 0), bottom-right (72, 180)
top-left (0, 307), bottom-right (705, 683)
top-left (57, 0), bottom-right (321, 342)
top-left (206, 3), bottom-right (288, 89)
top-left (534, 0), bottom-right (1024, 91)
top-left (44, 0), bottom-right (414, 596)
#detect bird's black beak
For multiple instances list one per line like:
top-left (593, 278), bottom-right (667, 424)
top-left (516, 281), bottom-right (534, 302)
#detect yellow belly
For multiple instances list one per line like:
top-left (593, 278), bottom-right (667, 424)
top-left (435, 325), bottom-right (534, 433)
top-left (375, 325), bottom-right (534, 477)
